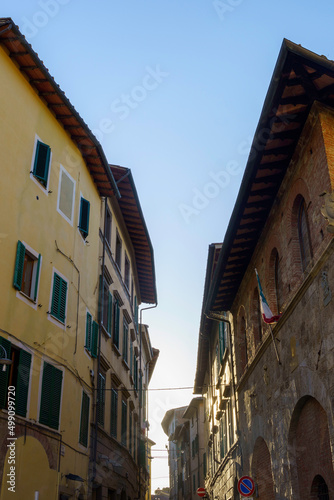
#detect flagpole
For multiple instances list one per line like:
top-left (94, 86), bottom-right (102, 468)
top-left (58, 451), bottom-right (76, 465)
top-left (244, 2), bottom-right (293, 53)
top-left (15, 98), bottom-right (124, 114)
top-left (268, 324), bottom-right (281, 365)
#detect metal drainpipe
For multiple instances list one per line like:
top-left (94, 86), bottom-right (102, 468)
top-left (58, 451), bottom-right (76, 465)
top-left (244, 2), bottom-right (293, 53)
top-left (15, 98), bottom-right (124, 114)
top-left (92, 197), bottom-right (108, 486)
top-left (138, 303), bottom-right (157, 500)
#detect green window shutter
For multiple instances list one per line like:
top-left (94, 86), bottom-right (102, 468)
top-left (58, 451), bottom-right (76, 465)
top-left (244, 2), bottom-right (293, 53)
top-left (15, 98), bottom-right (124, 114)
top-left (121, 400), bottom-right (127, 446)
top-left (79, 391), bottom-right (90, 447)
top-left (110, 389), bottom-right (118, 438)
top-left (97, 373), bottom-right (105, 427)
top-left (33, 254), bottom-right (41, 302)
top-left (85, 312), bottom-right (92, 351)
top-left (203, 452), bottom-right (207, 477)
top-left (0, 337), bottom-right (11, 408)
top-left (91, 321), bottom-right (98, 358)
top-left (33, 141), bottom-right (51, 186)
top-left (13, 241), bottom-right (26, 290)
top-left (134, 296), bottom-right (138, 330)
top-left (39, 362), bottom-right (63, 429)
top-left (219, 322), bottom-right (226, 362)
top-left (114, 299), bottom-right (119, 348)
top-left (129, 410), bottom-right (132, 455)
top-left (130, 341), bottom-right (133, 377)
top-left (79, 197), bottom-right (90, 237)
top-left (107, 292), bottom-right (113, 335)
top-left (16, 349), bottom-right (32, 417)
top-left (51, 273), bottom-right (67, 323)
top-left (123, 321), bottom-right (128, 363)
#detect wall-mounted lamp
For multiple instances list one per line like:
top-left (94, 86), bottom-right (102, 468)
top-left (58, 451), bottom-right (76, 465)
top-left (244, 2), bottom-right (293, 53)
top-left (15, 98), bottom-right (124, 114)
top-left (0, 345), bottom-right (12, 372)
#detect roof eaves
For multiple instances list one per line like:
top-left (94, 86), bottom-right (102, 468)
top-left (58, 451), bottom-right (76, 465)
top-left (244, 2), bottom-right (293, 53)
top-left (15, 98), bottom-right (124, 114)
top-left (0, 18), bottom-right (120, 200)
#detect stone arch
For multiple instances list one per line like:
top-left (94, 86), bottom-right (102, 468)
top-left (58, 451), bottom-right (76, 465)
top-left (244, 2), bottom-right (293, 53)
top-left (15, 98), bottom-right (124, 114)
top-left (251, 437), bottom-right (275, 500)
top-left (288, 395), bottom-right (334, 499)
top-left (310, 474), bottom-right (329, 500)
top-left (284, 178), bottom-right (313, 292)
top-left (0, 425), bottom-right (57, 473)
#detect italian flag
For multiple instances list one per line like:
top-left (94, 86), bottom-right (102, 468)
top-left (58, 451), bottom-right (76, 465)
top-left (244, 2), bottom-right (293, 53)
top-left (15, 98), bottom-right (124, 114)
top-left (255, 269), bottom-right (281, 324)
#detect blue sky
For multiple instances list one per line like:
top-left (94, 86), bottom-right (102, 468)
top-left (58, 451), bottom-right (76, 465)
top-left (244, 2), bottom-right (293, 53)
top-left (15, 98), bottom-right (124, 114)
top-left (3, 0), bottom-right (334, 491)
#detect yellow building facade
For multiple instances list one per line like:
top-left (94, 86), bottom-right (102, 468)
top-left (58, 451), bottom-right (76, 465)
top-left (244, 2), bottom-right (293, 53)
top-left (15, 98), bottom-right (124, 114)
top-left (0, 18), bottom-right (157, 500)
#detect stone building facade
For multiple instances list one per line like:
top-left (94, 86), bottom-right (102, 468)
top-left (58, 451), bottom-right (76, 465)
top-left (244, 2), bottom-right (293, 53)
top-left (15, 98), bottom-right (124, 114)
top-left (195, 39), bottom-right (334, 499)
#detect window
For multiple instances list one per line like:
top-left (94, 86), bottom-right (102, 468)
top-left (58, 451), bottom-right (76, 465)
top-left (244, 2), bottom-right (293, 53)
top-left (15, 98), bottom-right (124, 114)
top-left (57, 165), bottom-right (76, 224)
top-left (129, 410), bottom-right (133, 455)
top-left (203, 452), bottom-right (207, 478)
top-left (50, 272), bottom-right (68, 323)
top-left (298, 198), bottom-right (312, 271)
top-left (99, 278), bottom-right (113, 336)
top-left (13, 241), bottom-right (41, 302)
top-left (124, 253), bottom-right (130, 290)
top-left (121, 399), bottom-right (127, 446)
top-left (130, 340), bottom-right (133, 378)
top-left (115, 232), bottom-right (122, 270)
top-left (219, 321), bottom-right (226, 362)
top-left (0, 337), bottom-right (31, 418)
top-left (113, 297), bottom-right (120, 348)
top-left (105, 207), bottom-right (112, 247)
top-left (134, 356), bottom-right (138, 391)
top-left (85, 312), bottom-right (98, 357)
top-left (130, 280), bottom-right (134, 308)
top-left (39, 362), bottom-right (63, 429)
top-left (110, 388), bottom-right (118, 438)
top-left (31, 139), bottom-right (51, 188)
top-left (79, 391), bottom-right (90, 447)
top-left (134, 296), bottom-right (139, 331)
top-left (123, 319), bottom-right (129, 364)
top-left (78, 196), bottom-right (90, 238)
top-left (97, 372), bottom-right (105, 427)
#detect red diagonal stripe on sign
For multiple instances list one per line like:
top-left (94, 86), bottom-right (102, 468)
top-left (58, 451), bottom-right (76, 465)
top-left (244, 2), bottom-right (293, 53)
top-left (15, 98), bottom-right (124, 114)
top-left (241, 480), bottom-right (252, 493)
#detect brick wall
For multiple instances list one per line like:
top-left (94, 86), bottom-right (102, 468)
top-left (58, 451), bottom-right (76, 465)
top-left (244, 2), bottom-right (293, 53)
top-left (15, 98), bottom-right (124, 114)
top-left (230, 102), bottom-right (334, 497)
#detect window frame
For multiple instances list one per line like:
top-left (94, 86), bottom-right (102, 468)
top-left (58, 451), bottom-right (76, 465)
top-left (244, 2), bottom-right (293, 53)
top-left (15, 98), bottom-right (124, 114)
top-left (123, 318), bottom-right (129, 364)
top-left (13, 240), bottom-right (41, 308)
top-left (110, 388), bottom-right (118, 438)
top-left (115, 231), bottom-right (122, 271)
top-left (56, 164), bottom-right (76, 226)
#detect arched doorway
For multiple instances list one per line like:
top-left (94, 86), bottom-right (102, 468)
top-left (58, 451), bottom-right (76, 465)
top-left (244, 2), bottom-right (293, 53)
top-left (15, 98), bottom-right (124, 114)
top-left (288, 396), bottom-right (334, 498)
top-left (311, 475), bottom-right (329, 500)
top-left (251, 437), bottom-right (275, 499)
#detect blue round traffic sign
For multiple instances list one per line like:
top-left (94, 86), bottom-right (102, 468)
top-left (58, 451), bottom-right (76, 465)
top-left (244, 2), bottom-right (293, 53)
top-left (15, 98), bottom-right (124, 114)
top-left (237, 476), bottom-right (255, 497)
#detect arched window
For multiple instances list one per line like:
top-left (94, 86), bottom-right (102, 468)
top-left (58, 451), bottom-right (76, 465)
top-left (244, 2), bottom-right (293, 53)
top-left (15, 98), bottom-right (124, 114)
top-left (298, 198), bottom-right (312, 271)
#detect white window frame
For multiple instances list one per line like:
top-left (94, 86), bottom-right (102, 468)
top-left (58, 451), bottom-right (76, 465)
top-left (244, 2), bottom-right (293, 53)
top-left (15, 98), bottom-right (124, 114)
top-left (57, 164), bottom-right (76, 225)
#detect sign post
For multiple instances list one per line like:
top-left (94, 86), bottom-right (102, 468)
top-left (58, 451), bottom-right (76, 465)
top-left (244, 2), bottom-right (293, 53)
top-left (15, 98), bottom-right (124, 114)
top-left (237, 476), bottom-right (255, 498)
top-left (196, 487), bottom-right (207, 498)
